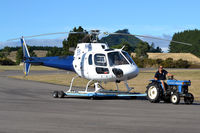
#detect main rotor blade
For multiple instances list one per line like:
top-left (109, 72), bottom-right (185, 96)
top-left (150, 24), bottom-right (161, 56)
top-left (7, 32), bottom-right (86, 41)
top-left (106, 32), bottom-right (192, 46)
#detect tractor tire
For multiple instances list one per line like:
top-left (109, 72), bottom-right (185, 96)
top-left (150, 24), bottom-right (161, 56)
top-left (53, 91), bottom-right (58, 98)
top-left (184, 93), bottom-right (194, 104)
top-left (146, 83), bottom-right (161, 103)
top-left (171, 93), bottom-right (180, 104)
top-left (58, 91), bottom-right (65, 98)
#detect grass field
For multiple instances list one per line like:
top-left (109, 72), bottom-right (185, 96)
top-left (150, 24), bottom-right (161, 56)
top-left (9, 68), bottom-right (200, 101)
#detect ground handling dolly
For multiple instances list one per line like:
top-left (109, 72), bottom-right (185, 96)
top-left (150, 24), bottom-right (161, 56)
top-left (52, 81), bottom-right (147, 100)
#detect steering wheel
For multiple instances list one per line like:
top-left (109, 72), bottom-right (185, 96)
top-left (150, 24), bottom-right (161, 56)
top-left (168, 76), bottom-right (177, 81)
top-left (167, 76), bottom-right (174, 80)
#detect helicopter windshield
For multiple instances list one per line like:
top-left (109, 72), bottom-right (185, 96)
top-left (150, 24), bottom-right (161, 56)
top-left (108, 52), bottom-right (129, 66)
top-left (122, 51), bottom-right (136, 65)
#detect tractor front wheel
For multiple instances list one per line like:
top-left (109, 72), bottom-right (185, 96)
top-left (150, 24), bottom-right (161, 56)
top-left (171, 93), bottom-right (180, 104)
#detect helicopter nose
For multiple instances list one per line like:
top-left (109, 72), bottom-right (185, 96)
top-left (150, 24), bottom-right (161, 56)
top-left (130, 65), bottom-right (139, 77)
top-left (122, 65), bottom-right (139, 79)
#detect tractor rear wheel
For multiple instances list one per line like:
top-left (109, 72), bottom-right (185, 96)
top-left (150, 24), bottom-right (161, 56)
top-left (171, 93), bottom-right (180, 104)
top-left (184, 93), bottom-right (194, 104)
top-left (146, 83), bottom-right (161, 103)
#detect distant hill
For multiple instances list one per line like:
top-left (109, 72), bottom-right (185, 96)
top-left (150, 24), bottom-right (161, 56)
top-left (100, 29), bottom-right (142, 48)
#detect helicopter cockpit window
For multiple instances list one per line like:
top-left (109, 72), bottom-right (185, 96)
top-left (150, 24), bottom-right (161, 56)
top-left (96, 67), bottom-right (109, 74)
top-left (108, 52), bottom-right (129, 66)
top-left (94, 54), bottom-right (107, 66)
top-left (122, 51), bottom-right (136, 65)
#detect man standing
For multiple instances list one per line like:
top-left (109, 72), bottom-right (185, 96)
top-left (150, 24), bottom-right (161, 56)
top-left (154, 66), bottom-right (173, 91)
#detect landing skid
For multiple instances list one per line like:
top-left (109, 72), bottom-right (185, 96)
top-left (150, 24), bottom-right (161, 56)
top-left (53, 76), bottom-right (147, 99)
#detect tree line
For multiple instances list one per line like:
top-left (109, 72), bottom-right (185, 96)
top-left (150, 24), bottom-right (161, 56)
top-left (169, 29), bottom-right (200, 57)
top-left (0, 26), bottom-right (196, 68)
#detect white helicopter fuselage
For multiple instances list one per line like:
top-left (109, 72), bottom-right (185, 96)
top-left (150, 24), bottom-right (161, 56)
top-left (73, 43), bottom-right (139, 82)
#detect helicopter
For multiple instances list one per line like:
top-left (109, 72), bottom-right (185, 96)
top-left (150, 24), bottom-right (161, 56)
top-left (7, 29), bottom-right (192, 97)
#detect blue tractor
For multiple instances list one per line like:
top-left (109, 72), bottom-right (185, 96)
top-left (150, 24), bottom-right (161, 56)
top-left (146, 76), bottom-right (194, 104)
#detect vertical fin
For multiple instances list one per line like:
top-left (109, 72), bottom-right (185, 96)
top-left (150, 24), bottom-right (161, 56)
top-left (21, 37), bottom-right (30, 58)
top-left (21, 37), bottom-right (31, 76)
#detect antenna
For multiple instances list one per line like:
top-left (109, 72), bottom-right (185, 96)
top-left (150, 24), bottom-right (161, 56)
top-left (121, 45), bottom-right (125, 50)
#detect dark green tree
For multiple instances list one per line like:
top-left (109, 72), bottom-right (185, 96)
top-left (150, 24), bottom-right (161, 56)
top-left (16, 47), bottom-right (23, 65)
top-left (1, 46), bottom-right (11, 57)
top-left (149, 43), bottom-right (162, 53)
top-left (46, 47), bottom-right (63, 56)
top-left (169, 29), bottom-right (200, 57)
top-left (111, 41), bottom-right (134, 54)
top-left (16, 46), bottom-right (37, 65)
top-left (134, 41), bottom-right (150, 58)
top-left (0, 52), bottom-right (5, 58)
top-left (62, 26), bottom-right (88, 55)
top-left (162, 58), bottom-right (174, 68)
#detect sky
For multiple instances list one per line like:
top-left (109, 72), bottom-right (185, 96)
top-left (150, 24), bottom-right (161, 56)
top-left (0, 0), bottom-right (200, 51)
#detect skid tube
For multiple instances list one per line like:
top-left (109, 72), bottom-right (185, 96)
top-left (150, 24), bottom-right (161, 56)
top-left (56, 76), bottom-right (147, 99)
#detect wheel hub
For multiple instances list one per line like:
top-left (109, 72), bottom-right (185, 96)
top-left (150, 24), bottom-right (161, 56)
top-left (148, 86), bottom-right (158, 99)
top-left (172, 95), bottom-right (177, 102)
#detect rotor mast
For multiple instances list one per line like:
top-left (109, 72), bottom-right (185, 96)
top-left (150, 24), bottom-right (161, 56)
top-left (90, 30), bottom-right (100, 43)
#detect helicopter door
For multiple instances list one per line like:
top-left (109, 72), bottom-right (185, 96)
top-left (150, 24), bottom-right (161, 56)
top-left (94, 54), bottom-right (110, 79)
top-left (84, 54), bottom-right (94, 78)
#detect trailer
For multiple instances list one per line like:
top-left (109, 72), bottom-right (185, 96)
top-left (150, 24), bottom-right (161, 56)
top-left (52, 90), bottom-right (147, 99)
top-left (52, 81), bottom-right (147, 99)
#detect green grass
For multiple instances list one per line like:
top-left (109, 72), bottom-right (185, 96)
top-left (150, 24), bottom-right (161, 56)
top-left (10, 69), bottom-right (200, 101)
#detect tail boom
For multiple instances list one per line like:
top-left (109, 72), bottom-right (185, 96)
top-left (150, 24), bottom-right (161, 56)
top-left (20, 37), bottom-right (75, 76)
